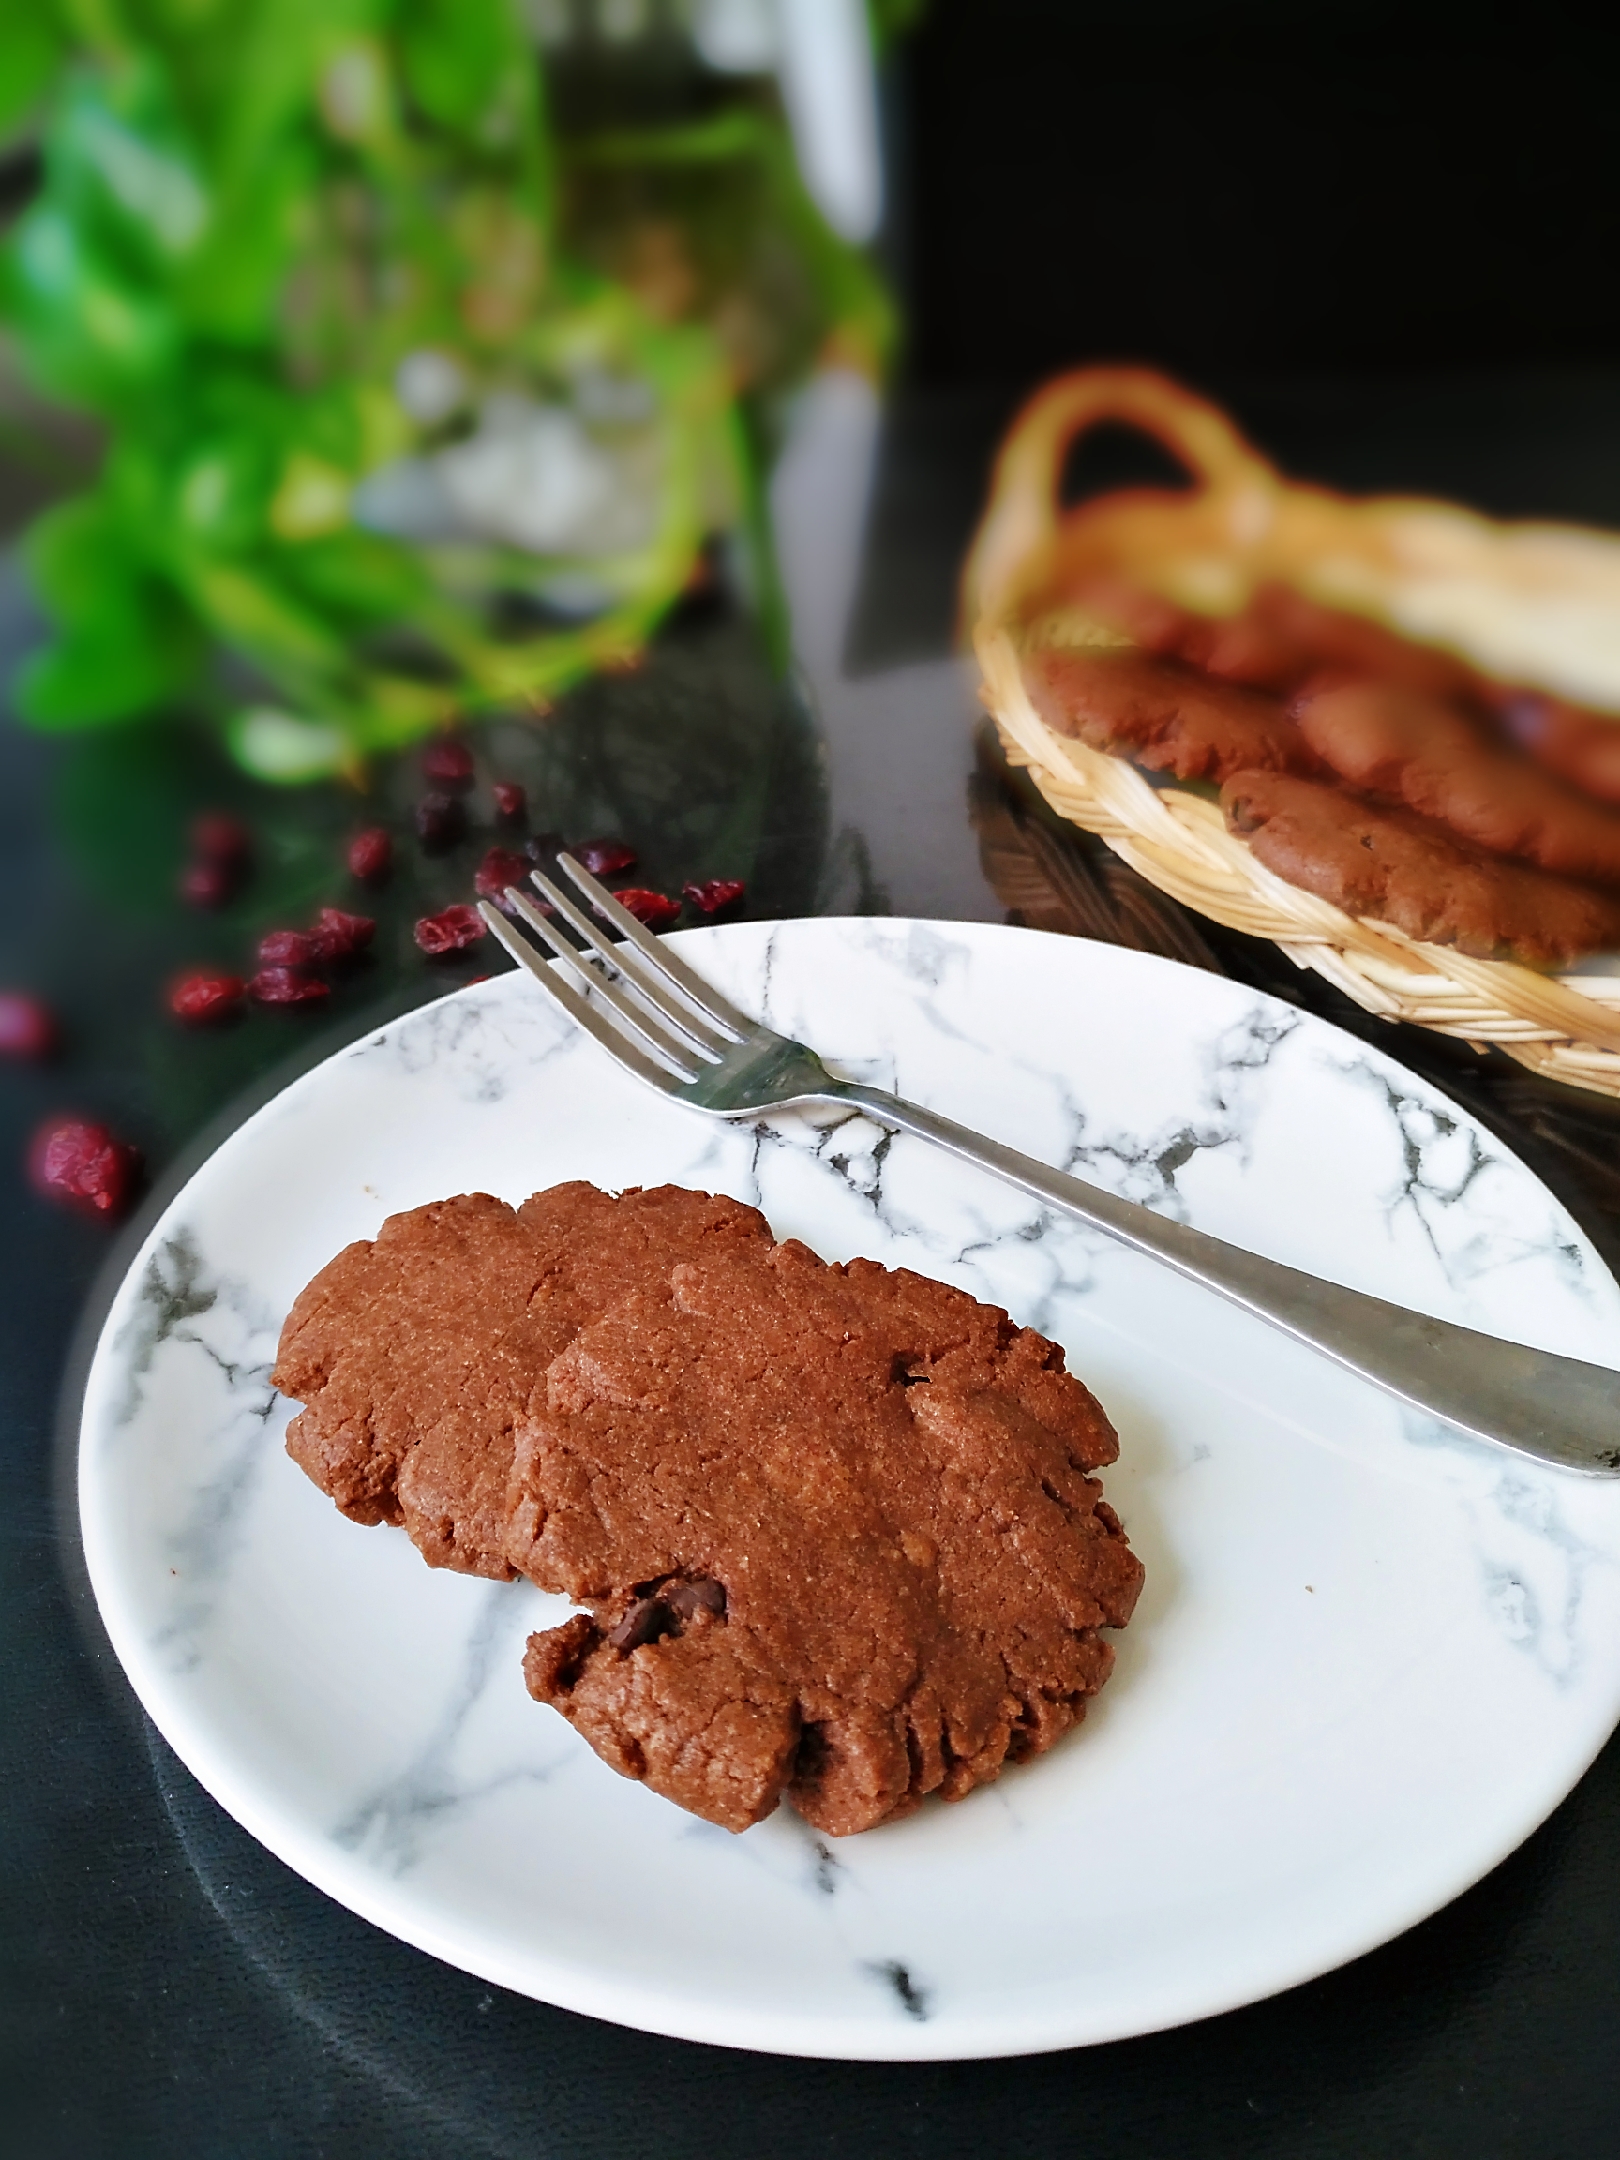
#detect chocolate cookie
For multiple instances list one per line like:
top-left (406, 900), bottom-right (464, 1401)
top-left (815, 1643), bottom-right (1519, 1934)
top-left (1208, 584), bottom-right (1480, 700)
top-left (1292, 677), bottom-right (1620, 885)
top-left (1496, 691), bottom-right (1620, 810)
top-left (1022, 644), bottom-right (1320, 785)
top-left (273, 1184), bottom-right (773, 1577)
top-left (1222, 769), bottom-right (1620, 962)
top-left (1069, 577), bottom-right (1480, 700)
top-left (512, 1236), bottom-right (1142, 1836)
top-left (1023, 574), bottom-right (1620, 957)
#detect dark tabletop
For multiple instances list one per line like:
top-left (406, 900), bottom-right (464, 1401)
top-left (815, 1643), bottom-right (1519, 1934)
top-left (6, 373), bottom-right (1620, 2160)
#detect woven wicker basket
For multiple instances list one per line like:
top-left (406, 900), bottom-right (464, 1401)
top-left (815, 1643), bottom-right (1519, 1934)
top-left (967, 368), bottom-right (1620, 1098)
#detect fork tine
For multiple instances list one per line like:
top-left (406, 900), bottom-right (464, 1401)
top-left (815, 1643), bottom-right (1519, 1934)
top-left (477, 902), bottom-right (693, 1092)
top-left (555, 853), bottom-right (754, 1040)
top-left (525, 867), bottom-right (729, 1060)
top-left (496, 890), bottom-right (705, 1080)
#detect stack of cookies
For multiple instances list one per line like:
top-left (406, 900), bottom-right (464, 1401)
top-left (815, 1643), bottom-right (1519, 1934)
top-left (1021, 578), bottom-right (1620, 966)
top-left (273, 1183), bottom-right (1143, 1836)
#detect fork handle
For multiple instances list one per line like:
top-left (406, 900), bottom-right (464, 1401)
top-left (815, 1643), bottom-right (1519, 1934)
top-left (828, 1082), bottom-right (1620, 1476)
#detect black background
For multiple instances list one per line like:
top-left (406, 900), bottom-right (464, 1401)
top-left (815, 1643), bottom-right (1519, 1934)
top-left (901, 0), bottom-right (1620, 386)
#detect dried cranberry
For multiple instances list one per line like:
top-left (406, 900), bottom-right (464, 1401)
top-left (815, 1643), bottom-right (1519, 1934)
top-left (611, 887), bottom-right (680, 929)
top-left (524, 829), bottom-right (565, 868)
top-left (0, 991), bottom-right (58, 1059)
top-left (347, 827), bottom-right (393, 882)
top-left (414, 904), bottom-right (487, 956)
top-left (421, 738), bottom-right (475, 788)
top-left (415, 792), bottom-right (466, 849)
top-left (29, 1117), bottom-right (139, 1219)
top-left (248, 966), bottom-right (330, 1006)
top-left (180, 859), bottom-right (236, 909)
top-left (682, 878), bottom-right (745, 916)
top-left (257, 928), bottom-right (317, 969)
top-left (308, 907), bottom-right (375, 963)
top-left (189, 811), bottom-right (251, 867)
top-left (573, 836), bottom-right (637, 878)
top-left (180, 812), bottom-right (251, 908)
top-left (474, 846), bottom-right (532, 906)
top-left (492, 780), bottom-right (526, 820)
top-left (167, 972), bottom-right (245, 1024)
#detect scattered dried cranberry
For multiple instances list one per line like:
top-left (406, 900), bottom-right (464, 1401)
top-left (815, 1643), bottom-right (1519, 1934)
top-left (247, 966), bottom-right (330, 1006)
top-left (29, 1117), bottom-right (139, 1219)
top-left (415, 791), bottom-right (466, 849)
top-left (474, 847), bottom-right (532, 906)
top-left (414, 904), bottom-right (487, 956)
top-left (0, 991), bottom-right (58, 1059)
top-left (682, 878), bottom-right (746, 916)
top-left (347, 827), bottom-right (393, 882)
top-left (573, 836), bottom-right (637, 878)
top-left (611, 887), bottom-right (681, 929)
top-left (167, 972), bottom-right (245, 1024)
top-left (524, 829), bottom-right (565, 868)
top-left (190, 811), bottom-right (251, 867)
top-left (491, 780), bottom-right (526, 820)
top-left (180, 812), bottom-right (251, 908)
top-left (421, 738), bottom-right (475, 788)
top-left (309, 907), bottom-right (375, 963)
top-left (257, 928), bottom-right (317, 968)
top-left (180, 859), bottom-right (236, 909)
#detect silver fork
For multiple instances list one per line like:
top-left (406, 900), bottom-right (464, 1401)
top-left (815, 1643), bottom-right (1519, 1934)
top-left (479, 857), bottom-right (1620, 1477)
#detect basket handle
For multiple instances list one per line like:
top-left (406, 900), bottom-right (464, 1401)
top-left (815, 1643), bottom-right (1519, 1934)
top-left (965, 367), bottom-right (1279, 619)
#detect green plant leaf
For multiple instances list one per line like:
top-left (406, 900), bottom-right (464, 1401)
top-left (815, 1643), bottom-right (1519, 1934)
top-left (18, 496), bottom-right (201, 723)
top-left (2, 203), bottom-right (180, 407)
top-left (169, 432), bottom-right (276, 555)
top-left (274, 528), bottom-right (430, 622)
top-left (188, 558), bottom-right (349, 670)
top-left (180, 137), bottom-right (312, 341)
top-left (397, 0), bottom-right (521, 135)
top-left (51, 59), bottom-right (212, 272)
top-left (0, 10), bottom-right (67, 138)
top-left (26, 491), bottom-right (138, 616)
top-left (16, 606), bottom-right (196, 727)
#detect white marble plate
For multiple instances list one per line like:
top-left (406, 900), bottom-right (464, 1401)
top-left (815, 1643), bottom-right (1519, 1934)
top-left (78, 921), bottom-right (1620, 2060)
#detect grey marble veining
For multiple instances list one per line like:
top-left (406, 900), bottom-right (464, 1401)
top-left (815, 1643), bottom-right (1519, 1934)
top-left (110, 1227), bottom-right (224, 1428)
top-left (337, 1584), bottom-right (571, 1875)
top-left (350, 988), bottom-right (578, 1104)
top-left (1331, 1055), bottom-right (1593, 1302)
top-left (107, 1228), bottom-right (284, 1671)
